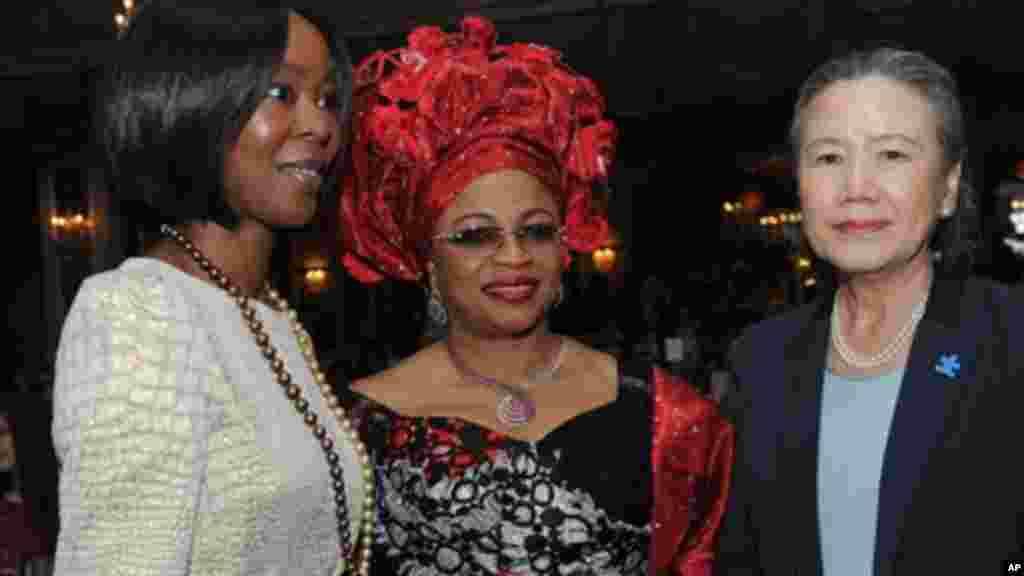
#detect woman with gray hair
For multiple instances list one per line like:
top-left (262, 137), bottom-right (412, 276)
top-left (717, 48), bottom-right (1023, 574)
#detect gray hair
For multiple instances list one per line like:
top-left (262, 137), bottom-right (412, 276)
top-left (790, 47), bottom-right (976, 276)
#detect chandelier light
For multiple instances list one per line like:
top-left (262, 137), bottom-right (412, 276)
top-left (114, 0), bottom-right (137, 33)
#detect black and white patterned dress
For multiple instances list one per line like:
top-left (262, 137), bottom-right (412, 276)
top-left (353, 380), bottom-right (652, 576)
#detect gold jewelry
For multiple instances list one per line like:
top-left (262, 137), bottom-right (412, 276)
top-left (160, 224), bottom-right (374, 575)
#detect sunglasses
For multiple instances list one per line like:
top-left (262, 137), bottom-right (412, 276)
top-left (432, 223), bottom-right (565, 257)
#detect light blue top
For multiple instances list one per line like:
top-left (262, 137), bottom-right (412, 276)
top-left (818, 368), bottom-right (904, 576)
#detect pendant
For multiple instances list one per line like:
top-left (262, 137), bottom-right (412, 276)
top-left (496, 388), bottom-right (535, 427)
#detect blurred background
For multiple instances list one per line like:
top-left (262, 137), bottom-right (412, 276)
top-left (7, 0), bottom-right (1024, 405)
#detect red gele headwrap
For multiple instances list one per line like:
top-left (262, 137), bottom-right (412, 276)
top-left (341, 15), bottom-right (616, 284)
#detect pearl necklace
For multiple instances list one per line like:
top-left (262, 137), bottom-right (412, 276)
top-left (830, 288), bottom-right (929, 370)
top-left (446, 336), bottom-right (565, 427)
top-left (160, 225), bottom-right (374, 576)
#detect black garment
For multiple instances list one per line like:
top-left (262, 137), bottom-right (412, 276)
top-left (354, 379), bottom-right (652, 576)
top-left (717, 272), bottom-right (1024, 575)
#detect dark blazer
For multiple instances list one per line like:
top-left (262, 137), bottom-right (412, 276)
top-left (715, 271), bottom-right (1023, 575)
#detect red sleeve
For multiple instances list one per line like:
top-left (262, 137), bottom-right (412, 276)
top-left (650, 367), bottom-right (735, 576)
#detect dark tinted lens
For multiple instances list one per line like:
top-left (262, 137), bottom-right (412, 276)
top-left (518, 223), bottom-right (560, 243)
top-left (451, 227), bottom-right (504, 248)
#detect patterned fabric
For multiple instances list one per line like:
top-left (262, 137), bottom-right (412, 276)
top-left (341, 15), bottom-right (614, 285)
top-left (52, 258), bottom-right (367, 575)
top-left (351, 384), bottom-right (652, 576)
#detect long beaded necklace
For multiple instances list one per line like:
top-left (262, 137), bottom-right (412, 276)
top-left (160, 225), bottom-right (374, 576)
top-left (445, 336), bottom-right (565, 427)
top-left (830, 286), bottom-right (929, 370)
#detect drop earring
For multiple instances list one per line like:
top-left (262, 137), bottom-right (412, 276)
top-left (427, 285), bottom-right (448, 327)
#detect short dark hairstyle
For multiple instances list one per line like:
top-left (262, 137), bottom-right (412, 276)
top-left (790, 47), bottom-right (977, 277)
top-left (98, 0), bottom-right (354, 229)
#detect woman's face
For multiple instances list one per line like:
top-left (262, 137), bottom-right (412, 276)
top-left (0, 413), bottom-right (13, 472)
top-left (797, 75), bottom-right (960, 277)
top-left (430, 169), bottom-right (564, 338)
top-left (223, 11), bottom-right (342, 229)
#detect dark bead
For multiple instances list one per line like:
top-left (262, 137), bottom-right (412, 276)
top-left (294, 398), bottom-right (308, 413)
top-left (228, 285), bottom-right (241, 298)
top-left (242, 307), bottom-right (256, 320)
top-left (314, 425), bottom-right (326, 439)
top-left (286, 384), bottom-right (301, 399)
top-left (256, 333), bottom-right (269, 347)
top-left (249, 320), bottom-right (262, 332)
top-left (331, 466), bottom-right (344, 480)
top-left (335, 492), bottom-right (348, 506)
top-left (304, 412), bottom-right (317, 427)
top-left (321, 437), bottom-right (334, 451)
top-left (262, 347), bottom-right (276, 360)
top-left (327, 451), bottom-right (339, 466)
top-left (334, 479), bottom-right (345, 492)
top-left (271, 358), bottom-right (284, 372)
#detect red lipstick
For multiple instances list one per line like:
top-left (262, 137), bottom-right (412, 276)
top-left (482, 276), bottom-right (540, 304)
top-left (835, 219), bottom-right (889, 234)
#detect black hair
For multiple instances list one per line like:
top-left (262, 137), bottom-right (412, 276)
top-left (98, 0), bottom-right (354, 230)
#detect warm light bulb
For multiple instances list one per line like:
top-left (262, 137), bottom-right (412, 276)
top-left (124, 0), bottom-right (134, 10)
top-left (592, 247), bottom-right (616, 273)
top-left (115, 13), bottom-right (127, 27)
top-left (305, 268), bottom-right (328, 283)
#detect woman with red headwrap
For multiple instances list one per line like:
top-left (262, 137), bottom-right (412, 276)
top-left (341, 16), bottom-right (732, 575)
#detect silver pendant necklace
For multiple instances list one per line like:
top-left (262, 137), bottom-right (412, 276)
top-left (446, 336), bottom-right (566, 427)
